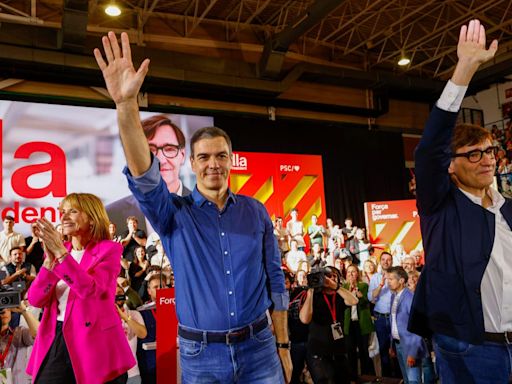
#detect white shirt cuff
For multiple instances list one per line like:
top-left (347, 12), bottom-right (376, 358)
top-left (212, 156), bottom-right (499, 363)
top-left (436, 80), bottom-right (468, 112)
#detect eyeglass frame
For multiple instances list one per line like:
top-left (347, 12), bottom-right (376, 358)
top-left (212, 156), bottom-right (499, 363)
top-left (451, 145), bottom-right (499, 163)
top-left (148, 143), bottom-right (183, 159)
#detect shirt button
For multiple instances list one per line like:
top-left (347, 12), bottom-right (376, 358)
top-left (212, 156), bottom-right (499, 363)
top-left (208, 202), bottom-right (212, 206)
top-left (221, 232), bottom-right (225, 236)
top-left (229, 291), bottom-right (233, 295)
top-left (226, 271), bottom-right (231, 275)
top-left (230, 312), bottom-right (234, 316)
top-left (224, 251), bottom-right (228, 255)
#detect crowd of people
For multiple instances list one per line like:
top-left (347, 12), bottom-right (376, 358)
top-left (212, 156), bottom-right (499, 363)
top-left (273, 212), bottom-right (432, 384)
top-left (0, 17), bottom-right (508, 384)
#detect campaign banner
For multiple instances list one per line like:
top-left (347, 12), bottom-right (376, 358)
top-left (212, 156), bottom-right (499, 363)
top-left (0, 100), bottom-right (213, 235)
top-left (229, 152), bottom-right (326, 228)
top-left (156, 288), bottom-right (178, 384)
top-left (364, 199), bottom-right (422, 253)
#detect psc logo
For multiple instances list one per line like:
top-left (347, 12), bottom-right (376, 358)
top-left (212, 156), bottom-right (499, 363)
top-left (279, 165), bottom-right (301, 172)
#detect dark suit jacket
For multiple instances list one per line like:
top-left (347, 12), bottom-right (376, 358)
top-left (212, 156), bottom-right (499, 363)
top-left (410, 105), bottom-right (512, 344)
top-left (391, 288), bottom-right (427, 359)
top-left (107, 186), bottom-right (192, 233)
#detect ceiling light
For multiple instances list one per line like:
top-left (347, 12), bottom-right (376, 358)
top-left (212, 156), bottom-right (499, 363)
top-left (105, 3), bottom-right (121, 16)
top-left (398, 51), bottom-right (410, 66)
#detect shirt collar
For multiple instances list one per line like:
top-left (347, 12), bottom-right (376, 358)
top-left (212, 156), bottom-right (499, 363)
top-left (192, 186), bottom-right (237, 207)
top-left (458, 186), bottom-right (505, 209)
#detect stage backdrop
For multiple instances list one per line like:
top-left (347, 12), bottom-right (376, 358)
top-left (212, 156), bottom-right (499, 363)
top-left (229, 151), bottom-right (326, 229)
top-left (0, 100), bottom-right (326, 235)
top-left (364, 199), bottom-right (422, 253)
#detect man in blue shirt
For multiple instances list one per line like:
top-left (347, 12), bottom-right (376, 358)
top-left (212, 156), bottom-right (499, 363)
top-left (94, 32), bottom-right (292, 383)
top-left (368, 251), bottom-right (395, 378)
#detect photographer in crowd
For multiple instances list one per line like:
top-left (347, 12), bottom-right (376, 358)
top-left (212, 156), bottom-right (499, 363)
top-left (299, 266), bottom-right (358, 383)
top-left (1, 248), bottom-right (36, 290)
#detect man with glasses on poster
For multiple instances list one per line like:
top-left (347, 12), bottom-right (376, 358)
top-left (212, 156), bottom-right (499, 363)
top-left (107, 115), bottom-right (192, 233)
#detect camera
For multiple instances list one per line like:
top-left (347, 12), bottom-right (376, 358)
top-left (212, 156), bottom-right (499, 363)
top-left (307, 266), bottom-right (342, 291)
top-left (307, 267), bottom-right (328, 290)
top-left (0, 286), bottom-right (21, 310)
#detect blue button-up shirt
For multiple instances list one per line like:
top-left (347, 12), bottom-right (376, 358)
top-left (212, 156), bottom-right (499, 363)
top-left (368, 272), bottom-right (392, 314)
top-left (124, 157), bottom-right (288, 331)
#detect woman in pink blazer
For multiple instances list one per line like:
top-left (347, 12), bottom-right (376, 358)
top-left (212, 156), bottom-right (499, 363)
top-left (27, 193), bottom-right (135, 384)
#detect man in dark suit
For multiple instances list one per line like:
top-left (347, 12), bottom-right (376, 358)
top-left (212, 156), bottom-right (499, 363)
top-left (410, 19), bottom-right (512, 383)
top-left (107, 115), bottom-right (191, 232)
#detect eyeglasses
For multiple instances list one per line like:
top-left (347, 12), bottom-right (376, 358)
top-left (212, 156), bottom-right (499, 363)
top-left (149, 144), bottom-right (182, 159)
top-left (451, 146), bottom-right (499, 163)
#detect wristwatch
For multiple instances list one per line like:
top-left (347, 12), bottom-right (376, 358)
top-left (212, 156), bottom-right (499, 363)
top-left (276, 341), bottom-right (291, 349)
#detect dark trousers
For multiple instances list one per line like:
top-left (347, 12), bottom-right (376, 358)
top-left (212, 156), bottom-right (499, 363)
top-left (290, 341), bottom-right (307, 384)
top-left (36, 321), bottom-right (128, 384)
top-left (306, 352), bottom-right (350, 384)
top-left (374, 315), bottom-right (400, 379)
top-left (345, 321), bottom-right (373, 381)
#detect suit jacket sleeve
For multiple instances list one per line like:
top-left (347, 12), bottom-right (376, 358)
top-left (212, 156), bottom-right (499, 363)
top-left (27, 267), bottom-right (60, 308)
top-left (415, 105), bottom-right (459, 216)
top-left (51, 241), bottom-right (121, 299)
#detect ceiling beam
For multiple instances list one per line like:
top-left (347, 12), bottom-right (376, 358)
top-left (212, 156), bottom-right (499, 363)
top-left (258, 0), bottom-right (343, 79)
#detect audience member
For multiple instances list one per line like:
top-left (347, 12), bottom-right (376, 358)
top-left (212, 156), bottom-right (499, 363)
top-left (368, 251), bottom-right (396, 378)
top-left (121, 217), bottom-right (147, 262)
top-left (1, 247), bottom-right (36, 290)
top-left (287, 208), bottom-right (306, 251)
top-left (387, 267), bottom-right (432, 384)
top-left (343, 265), bottom-right (374, 383)
top-left (274, 217), bottom-right (290, 257)
top-left (285, 240), bottom-right (307, 274)
top-left (308, 214), bottom-right (326, 249)
top-left (24, 226), bottom-right (44, 273)
top-left (346, 228), bottom-right (373, 267)
top-left (136, 274), bottom-right (161, 384)
top-left (341, 217), bottom-right (357, 242)
top-left (0, 216), bottom-right (25, 266)
top-left (299, 266), bottom-right (357, 384)
top-left (115, 285), bottom-right (147, 384)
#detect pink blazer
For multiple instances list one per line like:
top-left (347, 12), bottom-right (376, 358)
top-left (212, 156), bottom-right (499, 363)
top-left (26, 240), bottom-right (135, 384)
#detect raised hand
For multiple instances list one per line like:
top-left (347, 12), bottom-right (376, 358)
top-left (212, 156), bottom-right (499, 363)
top-left (94, 32), bottom-right (150, 106)
top-left (452, 19), bottom-right (498, 85)
top-left (457, 19), bottom-right (498, 65)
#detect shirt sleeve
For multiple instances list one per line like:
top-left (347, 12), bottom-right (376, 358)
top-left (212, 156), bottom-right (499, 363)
top-left (260, 204), bottom-right (289, 311)
top-left (123, 155), bottom-right (162, 195)
top-left (436, 80), bottom-right (468, 112)
top-left (368, 274), bottom-right (381, 302)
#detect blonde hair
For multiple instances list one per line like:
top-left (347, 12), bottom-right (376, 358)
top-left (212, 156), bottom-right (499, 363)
top-left (60, 193), bottom-right (110, 242)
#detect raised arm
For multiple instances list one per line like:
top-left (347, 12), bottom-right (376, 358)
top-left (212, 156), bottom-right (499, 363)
top-left (415, 20), bottom-right (498, 215)
top-left (94, 32), bottom-right (151, 176)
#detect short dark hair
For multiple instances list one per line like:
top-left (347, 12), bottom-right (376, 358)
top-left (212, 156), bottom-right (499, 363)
top-left (380, 251), bottom-right (392, 260)
top-left (3, 216), bottom-right (14, 222)
top-left (388, 266), bottom-right (408, 284)
top-left (190, 126), bottom-right (232, 157)
top-left (141, 115), bottom-right (186, 147)
top-left (9, 247), bottom-right (22, 256)
top-left (451, 124), bottom-right (493, 153)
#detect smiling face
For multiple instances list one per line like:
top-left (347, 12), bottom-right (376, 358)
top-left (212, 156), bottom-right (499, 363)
top-left (449, 139), bottom-right (496, 195)
top-left (60, 202), bottom-right (93, 238)
top-left (148, 124), bottom-right (186, 193)
top-left (190, 136), bottom-right (232, 194)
